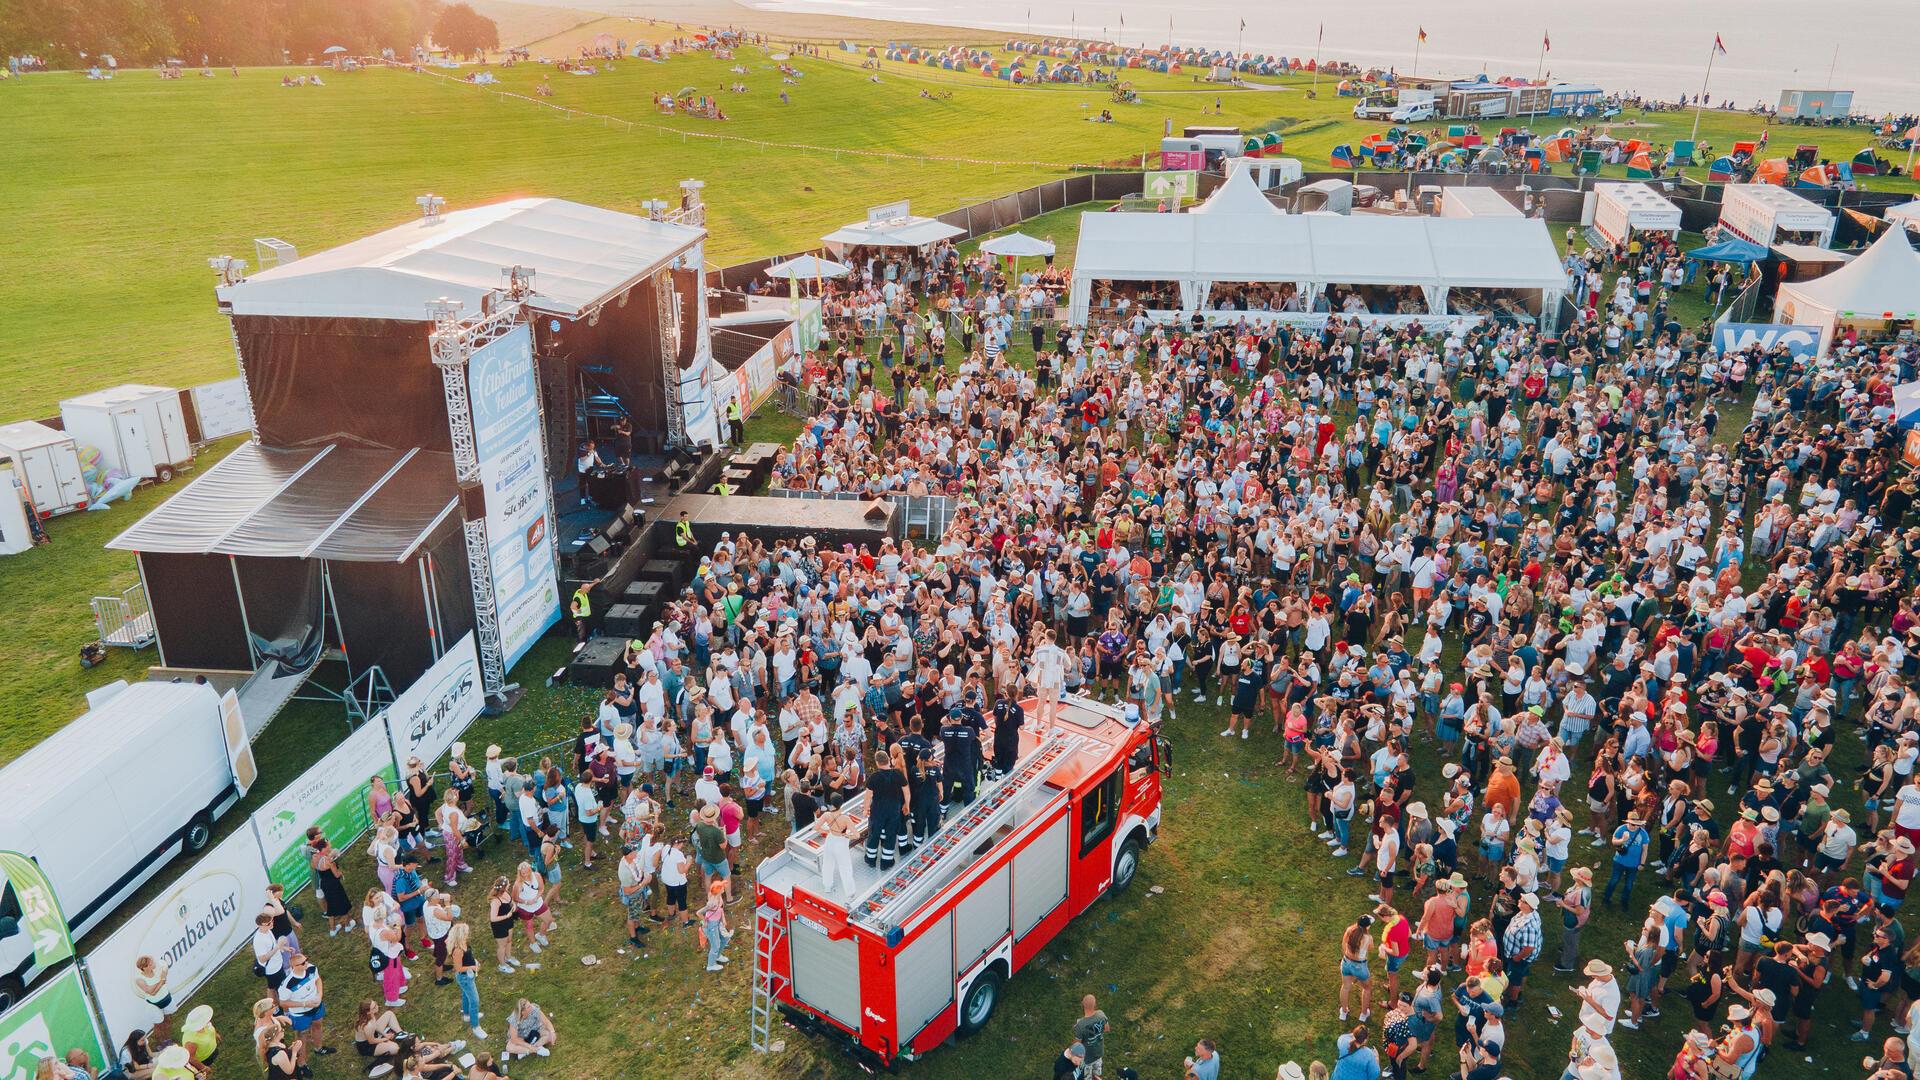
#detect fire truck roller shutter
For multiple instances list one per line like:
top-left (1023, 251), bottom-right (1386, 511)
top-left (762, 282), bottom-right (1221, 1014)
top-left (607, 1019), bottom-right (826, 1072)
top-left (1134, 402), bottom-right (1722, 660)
top-left (895, 912), bottom-right (955, 1044)
top-left (954, 863), bottom-right (1011, 971)
top-left (790, 919), bottom-right (863, 1032)
top-left (1012, 812), bottom-right (1070, 938)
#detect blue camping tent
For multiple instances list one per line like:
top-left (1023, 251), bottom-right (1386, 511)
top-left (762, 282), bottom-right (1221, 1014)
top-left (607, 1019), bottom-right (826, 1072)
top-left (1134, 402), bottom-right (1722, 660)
top-left (1684, 236), bottom-right (1768, 265)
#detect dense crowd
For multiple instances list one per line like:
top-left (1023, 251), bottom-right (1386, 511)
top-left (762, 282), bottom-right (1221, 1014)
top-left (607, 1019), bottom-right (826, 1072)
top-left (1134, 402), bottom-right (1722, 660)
top-left (81, 231), bottom-right (1920, 1080)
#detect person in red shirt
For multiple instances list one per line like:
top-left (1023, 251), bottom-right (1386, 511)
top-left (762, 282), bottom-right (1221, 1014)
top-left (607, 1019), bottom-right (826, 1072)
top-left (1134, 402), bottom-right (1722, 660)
top-left (1376, 903), bottom-right (1414, 1003)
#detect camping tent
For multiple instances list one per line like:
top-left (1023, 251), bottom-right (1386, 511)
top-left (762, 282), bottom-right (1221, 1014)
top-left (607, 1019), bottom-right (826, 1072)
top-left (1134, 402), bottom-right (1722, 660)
top-left (1774, 229), bottom-right (1920, 355)
top-left (1592, 183), bottom-right (1682, 246)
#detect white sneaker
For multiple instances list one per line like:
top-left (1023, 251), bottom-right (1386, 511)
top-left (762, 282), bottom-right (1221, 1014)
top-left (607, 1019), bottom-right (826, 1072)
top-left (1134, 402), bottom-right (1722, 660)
top-left (1215, 695), bottom-right (1223, 706)
top-left (1847, 976), bottom-right (1860, 990)
top-left (1318, 831), bottom-right (1335, 840)
top-left (707, 963), bottom-right (725, 971)
top-left (1220, 729), bottom-right (1235, 737)
top-left (718, 955), bottom-right (731, 963)
top-left (472, 1027), bottom-right (488, 1040)
top-left (385, 999), bottom-right (406, 1007)
top-left (1241, 729), bottom-right (1249, 739)
top-left (498, 964), bottom-right (515, 974)
top-left (1332, 847), bottom-right (1349, 857)
top-left (507, 956), bottom-right (523, 966)
top-left (535, 1047), bottom-right (551, 1057)
top-left (449, 1041), bottom-right (467, 1053)
top-left (344, 920), bottom-right (358, 933)
top-left (1339, 1008), bottom-right (1349, 1021)
top-left (535, 933), bottom-right (550, 946)
top-left (529, 941), bottom-right (542, 953)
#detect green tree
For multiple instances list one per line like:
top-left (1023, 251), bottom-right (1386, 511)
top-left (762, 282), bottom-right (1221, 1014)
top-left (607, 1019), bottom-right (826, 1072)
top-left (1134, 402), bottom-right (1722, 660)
top-left (431, 2), bottom-right (495, 56)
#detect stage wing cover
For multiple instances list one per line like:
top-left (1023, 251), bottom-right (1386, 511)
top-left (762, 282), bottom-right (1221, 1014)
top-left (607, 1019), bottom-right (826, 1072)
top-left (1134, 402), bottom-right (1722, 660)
top-left (216, 198), bottom-right (704, 321)
top-left (108, 443), bottom-right (458, 561)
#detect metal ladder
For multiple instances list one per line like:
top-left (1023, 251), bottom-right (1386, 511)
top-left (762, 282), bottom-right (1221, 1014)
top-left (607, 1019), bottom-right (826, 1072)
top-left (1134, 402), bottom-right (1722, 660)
top-left (749, 904), bottom-right (789, 1053)
top-left (849, 729), bottom-right (1082, 929)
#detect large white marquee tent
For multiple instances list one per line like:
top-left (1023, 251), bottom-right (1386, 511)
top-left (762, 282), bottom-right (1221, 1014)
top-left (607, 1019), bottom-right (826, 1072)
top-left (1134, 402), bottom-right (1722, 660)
top-left (1067, 190), bottom-right (1569, 329)
top-left (1775, 228), bottom-right (1920, 355)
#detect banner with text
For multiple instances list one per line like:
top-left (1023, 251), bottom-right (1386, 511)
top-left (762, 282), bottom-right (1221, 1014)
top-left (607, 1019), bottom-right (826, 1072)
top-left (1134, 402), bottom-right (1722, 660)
top-left (251, 719), bottom-right (397, 892)
top-left (85, 829), bottom-right (270, 1044)
top-left (383, 632), bottom-right (483, 771)
top-left (468, 324), bottom-right (560, 672)
top-left (1713, 322), bottom-right (1823, 358)
top-left (0, 968), bottom-right (106, 1080)
top-left (0, 852), bottom-right (74, 969)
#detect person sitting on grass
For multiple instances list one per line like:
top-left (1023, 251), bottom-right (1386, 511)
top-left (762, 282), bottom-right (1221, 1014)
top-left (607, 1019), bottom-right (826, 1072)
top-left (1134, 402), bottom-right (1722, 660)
top-left (503, 998), bottom-right (557, 1060)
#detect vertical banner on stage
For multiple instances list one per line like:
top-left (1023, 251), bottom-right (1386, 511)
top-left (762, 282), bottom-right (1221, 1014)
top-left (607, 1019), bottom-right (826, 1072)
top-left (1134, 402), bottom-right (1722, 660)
top-left (0, 852), bottom-right (74, 969)
top-left (468, 324), bottom-right (560, 672)
top-left (382, 631), bottom-right (483, 771)
top-left (0, 967), bottom-right (107, 1080)
top-left (250, 719), bottom-right (397, 892)
top-left (85, 829), bottom-right (270, 1044)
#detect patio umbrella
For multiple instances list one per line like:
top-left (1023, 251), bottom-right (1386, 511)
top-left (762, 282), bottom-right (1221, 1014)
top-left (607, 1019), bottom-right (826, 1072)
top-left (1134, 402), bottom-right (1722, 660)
top-left (978, 232), bottom-right (1055, 258)
top-left (322, 45), bottom-right (347, 55)
top-left (765, 255), bottom-right (851, 280)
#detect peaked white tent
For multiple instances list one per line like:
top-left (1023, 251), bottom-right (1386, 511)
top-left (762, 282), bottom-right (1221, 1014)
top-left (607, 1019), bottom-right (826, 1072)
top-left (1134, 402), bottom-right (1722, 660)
top-left (764, 255), bottom-right (851, 279)
top-left (1775, 229), bottom-right (1920, 355)
top-left (977, 232), bottom-right (1056, 257)
top-left (1189, 167), bottom-right (1285, 216)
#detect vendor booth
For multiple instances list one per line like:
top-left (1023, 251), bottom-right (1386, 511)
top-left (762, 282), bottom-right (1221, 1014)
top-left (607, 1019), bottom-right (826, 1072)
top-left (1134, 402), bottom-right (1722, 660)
top-left (1592, 182), bottom-right (1682, 246)
top-left (1774, 229), bottom-right (1920, 355)
top-left (1718, 183), bottom-right (1835, 248)
top-left (1068, 208), bottom-right (1567, 331)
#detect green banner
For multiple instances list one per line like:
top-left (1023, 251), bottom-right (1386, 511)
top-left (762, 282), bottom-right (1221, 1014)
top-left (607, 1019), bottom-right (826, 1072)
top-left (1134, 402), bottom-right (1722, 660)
top-left (0, 967), bottom-right (106, 1080)
top-left (264, 765), bottom-right (396, 892)
top-left (0, 852), bottom-right (73, 969)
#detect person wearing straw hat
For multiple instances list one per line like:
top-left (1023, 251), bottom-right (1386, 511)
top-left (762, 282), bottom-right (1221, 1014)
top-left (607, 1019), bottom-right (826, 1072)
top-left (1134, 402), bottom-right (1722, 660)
top-left (1602, 812), bottom-right (1651, 910)
top-left (1555, 866), bottom-right (1594, 973)
top-left (179, 1003), bottom-right (220, 1068)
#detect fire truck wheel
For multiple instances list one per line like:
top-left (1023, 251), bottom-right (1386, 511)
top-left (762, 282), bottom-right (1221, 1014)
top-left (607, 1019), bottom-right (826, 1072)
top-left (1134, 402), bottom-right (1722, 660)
top-left (1109, 836), bottom-right (1142, 896)
top-left (958, 967), bottom-right (1004, 1034)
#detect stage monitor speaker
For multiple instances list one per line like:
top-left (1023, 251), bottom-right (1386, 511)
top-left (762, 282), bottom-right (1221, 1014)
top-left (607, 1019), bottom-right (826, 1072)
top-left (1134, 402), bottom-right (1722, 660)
top-left (460, 485), bottom-right (487, 520)
top-left (587, 535), bottom-right (611, 555)
top-left (605, 516), bottom-right (627, 542)
top-left (662, 459), bottom-right (689, 484)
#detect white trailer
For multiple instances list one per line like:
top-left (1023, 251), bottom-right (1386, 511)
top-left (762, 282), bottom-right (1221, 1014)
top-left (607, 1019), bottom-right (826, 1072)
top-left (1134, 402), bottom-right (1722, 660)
top-left (1438, 187), bottom-right (1521, 219)
top-left (0, 421), bottom-right (91, 516)
top-left (1226, 156), bottom-right (1305, 191)
top-left (1719, 183), bottom-right (1835, 248)
top-left (0, 681), bottom-right (251, 1006)
top-left (59, 384), bottom-right (193, 482)
top-left (1592, 182), bottom-right (1684, 246)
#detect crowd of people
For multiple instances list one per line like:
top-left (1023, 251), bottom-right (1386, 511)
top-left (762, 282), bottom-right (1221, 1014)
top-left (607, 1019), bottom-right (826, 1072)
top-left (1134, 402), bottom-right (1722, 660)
top-left (55, 212), bottom-right (1920, 1080)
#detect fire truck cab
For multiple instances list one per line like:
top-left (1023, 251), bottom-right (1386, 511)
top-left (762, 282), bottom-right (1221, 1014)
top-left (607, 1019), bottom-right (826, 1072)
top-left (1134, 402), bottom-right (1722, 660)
top-left (751, 695), bottom-right (1169, 1069)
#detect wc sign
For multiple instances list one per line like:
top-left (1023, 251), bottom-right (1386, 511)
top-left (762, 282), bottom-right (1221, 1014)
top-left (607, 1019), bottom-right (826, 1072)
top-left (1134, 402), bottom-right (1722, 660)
top-left (1713, 323), bottom-right (1822, 359)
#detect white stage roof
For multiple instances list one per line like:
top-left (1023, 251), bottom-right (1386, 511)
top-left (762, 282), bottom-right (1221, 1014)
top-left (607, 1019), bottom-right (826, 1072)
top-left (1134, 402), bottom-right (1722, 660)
top-left (217, 198), bottom-right (704, 321)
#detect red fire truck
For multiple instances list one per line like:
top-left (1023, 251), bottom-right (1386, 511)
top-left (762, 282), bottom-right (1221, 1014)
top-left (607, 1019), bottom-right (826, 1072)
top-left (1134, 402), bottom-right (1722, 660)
top-left (751, 695), bottom-right (1170, 1069)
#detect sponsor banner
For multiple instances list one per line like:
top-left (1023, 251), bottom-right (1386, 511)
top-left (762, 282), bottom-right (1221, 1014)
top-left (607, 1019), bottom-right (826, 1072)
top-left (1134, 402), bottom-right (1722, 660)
top-left (1713, 322), bottom-right (1822, 358)
top-left (0, 967), bottom-right (106, 1080)
top-left (1144, 170), bottom-right (1197, 200)
top-left (468, 323), bottom-right (560, 672)
top-left (188, 378), bottom-right (252, 441)
top-left (0, 852), bottom-right (73, 968)
top-left (866, 199), bottom-right (911, 223)
top-left (250, 719), bottom-right (396, 892)
top-left (383, 632), bottom-right (484, 772)
top-left (86, 829), bottom-right (269, 1043)
top-left (1159, 149), bottom-right (1204, 171)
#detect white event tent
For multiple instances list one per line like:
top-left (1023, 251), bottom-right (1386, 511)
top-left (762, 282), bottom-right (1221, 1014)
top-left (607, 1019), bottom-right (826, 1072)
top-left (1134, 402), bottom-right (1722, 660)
top-left (821, 214), bottom-right (964, 252)
top-left (1068, 194), bottom-right (1569, 329)
top-left (1774, 228), bottom-right (1920, 355)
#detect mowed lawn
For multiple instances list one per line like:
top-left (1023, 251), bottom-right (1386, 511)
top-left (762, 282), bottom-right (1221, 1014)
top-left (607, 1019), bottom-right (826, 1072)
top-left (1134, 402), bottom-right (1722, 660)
top-left (0, 50), bottom-right (1289, 422)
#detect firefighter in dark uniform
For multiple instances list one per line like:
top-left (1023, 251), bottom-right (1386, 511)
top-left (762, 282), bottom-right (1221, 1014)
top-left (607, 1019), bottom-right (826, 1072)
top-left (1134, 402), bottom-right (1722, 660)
top-left (864, 748), bottom-right (907, 870)
top-left (900, 716), bottom-right (942, 848)
top-left (990, 686), bottom-right (1026, 778)
top-left (940, 694), bottom-right (985, 805)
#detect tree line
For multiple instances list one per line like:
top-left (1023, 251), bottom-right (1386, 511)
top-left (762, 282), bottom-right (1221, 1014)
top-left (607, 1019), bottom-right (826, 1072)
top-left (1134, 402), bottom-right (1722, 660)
top-left (1, 0), bottom-right (498, 67)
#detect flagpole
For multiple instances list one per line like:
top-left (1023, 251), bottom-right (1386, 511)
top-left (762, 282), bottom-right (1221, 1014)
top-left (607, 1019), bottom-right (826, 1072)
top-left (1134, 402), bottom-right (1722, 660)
top-left (1312, 25), bottom-right (1323, 97)
top-left (1412, 35), bottom-right (1422, 81)
top-left (1690, 38), bottom-right (1718, 146)
top-left (1530, 34), bottom-right (1546, 124)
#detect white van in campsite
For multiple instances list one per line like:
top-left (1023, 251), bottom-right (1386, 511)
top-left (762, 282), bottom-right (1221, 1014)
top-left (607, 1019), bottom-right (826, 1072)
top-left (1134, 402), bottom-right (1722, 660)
top-left (0, 680), bottom-right (250, 1007)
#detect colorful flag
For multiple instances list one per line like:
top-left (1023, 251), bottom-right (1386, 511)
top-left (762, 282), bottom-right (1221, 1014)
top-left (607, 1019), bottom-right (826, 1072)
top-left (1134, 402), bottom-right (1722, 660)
top-left (1543, 32), bottom-right (1551, 52)
top-left (1417, 27), bottom-right (1427, 43)
top-left (1713, 34), bottom-right (1727, 55)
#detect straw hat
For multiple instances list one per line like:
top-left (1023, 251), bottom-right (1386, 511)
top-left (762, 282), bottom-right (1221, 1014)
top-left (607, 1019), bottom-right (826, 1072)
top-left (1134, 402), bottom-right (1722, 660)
top-left (697, 804), bottom-right (721, 823)
top-left (184, 1004), bottom-right (215, 1032)
top-left (1896, 837), bottom-right (1917, 856)
top-left (1727, 1004), bottom-right (1752, 1021)
top-left (1583, 958), bottom-right (1612, 977)
top-left (1278, 1065), bottom-right (1307, 1080)
top-left (1805, 932), bottom-right (1833, 951)
top-left (1406, 802), bottom-right (1430, 820)
top-left (486, 744), bottom-right (503, 759)
top-left (1571, 866), bottom-right (1593, 884)
top-left (1518, 892), bottom-right (1539, 908)
top-left (156, 1046), bottom-right (191, 1069)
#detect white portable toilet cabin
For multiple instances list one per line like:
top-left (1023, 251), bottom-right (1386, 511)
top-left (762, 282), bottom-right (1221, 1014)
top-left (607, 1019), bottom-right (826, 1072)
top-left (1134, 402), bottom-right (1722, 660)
top-left (59, 384), bottom-right (193, 482)
top-left (0, 420), bottom-right (91, 516)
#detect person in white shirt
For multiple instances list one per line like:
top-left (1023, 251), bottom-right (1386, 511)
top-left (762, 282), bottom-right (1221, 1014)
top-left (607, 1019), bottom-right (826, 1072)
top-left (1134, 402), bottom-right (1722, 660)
top-left (1574, 959), bottom-right (1621, 1036)
top-left (251, 913), bottom-right (288, 1006)
top-left (1030, 628), bottom-right (1072, 728)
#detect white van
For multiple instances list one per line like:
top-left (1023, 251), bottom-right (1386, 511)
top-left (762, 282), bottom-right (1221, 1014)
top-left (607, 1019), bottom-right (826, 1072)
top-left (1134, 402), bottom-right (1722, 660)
top-left (0, 681), bottom-right (250, 1007)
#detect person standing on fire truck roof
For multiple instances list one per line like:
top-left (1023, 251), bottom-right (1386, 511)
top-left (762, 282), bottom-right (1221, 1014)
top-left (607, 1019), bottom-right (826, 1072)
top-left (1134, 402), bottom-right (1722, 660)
top-left (991, 685), bottom-right (1026, 779)
top-left (901, 715), bottom-right (943, 847)
top-left (942, 692), bottom-right (985, 805)
top-left (1031, 628), bottom-right (1072, 730)
top-left (865, 747), bottom-right (908, 870)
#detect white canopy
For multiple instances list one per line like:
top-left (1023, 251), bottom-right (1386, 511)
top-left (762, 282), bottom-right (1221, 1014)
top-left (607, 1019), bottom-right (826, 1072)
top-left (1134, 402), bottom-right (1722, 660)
top-left (1775, 229), bottom-right (1920, 354)
top-left (1068, 210), bottom-right (1568, 323)
top-left (1886, 202), bottom-right (1920, 234)
top-left (764, 255), bottom-right (851, 280)
top-left (977, 232), bottom-right (1056, 258)
top-left (821, 214), bottom-right (964, 251)
top-left (1189, 167), bottom-right (1284, 216)
top-left (216, 198), bottom-right (704, 321)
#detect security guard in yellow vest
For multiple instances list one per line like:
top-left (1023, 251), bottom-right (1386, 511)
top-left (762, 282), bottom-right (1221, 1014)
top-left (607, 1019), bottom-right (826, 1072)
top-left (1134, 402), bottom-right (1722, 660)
top-left (571, 577), bottom-right (601, 643)
top-left (711, 478), bottom-right (735, 497)
top-left (674, 511), bottom-right (695, 548)
top-left (724, 397), bottom-right (743, 444)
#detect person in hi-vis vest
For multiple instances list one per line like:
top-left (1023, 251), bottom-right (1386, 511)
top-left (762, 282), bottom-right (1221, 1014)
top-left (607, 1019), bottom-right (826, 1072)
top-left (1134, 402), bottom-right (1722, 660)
top-left (571, 577), bottom-right (602, 643)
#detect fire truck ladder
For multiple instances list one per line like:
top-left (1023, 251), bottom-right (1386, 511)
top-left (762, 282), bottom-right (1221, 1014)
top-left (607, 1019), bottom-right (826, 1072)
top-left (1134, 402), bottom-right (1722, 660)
top-left (749, 903), bottom-right (788, 1053)
top-left (848, 730), bottom-right (1084, 931)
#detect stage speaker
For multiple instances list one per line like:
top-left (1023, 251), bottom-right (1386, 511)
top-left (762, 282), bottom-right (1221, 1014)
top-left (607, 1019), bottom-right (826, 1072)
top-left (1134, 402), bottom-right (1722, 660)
top-left (605, 516), bottom-right (627, 542)
top-left (587, 535), bottom-right (611, 555)
top-left (460, 485), bottom-right (487, 520)
top-left (662, 459), bottom-right (689, 484)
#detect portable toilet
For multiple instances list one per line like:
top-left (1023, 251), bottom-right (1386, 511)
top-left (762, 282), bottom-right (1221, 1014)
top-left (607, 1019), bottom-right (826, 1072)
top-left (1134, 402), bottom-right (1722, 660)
top-left (0, 420), bottom-right (91, 516)
top-left (58, 384), bottom-right (193, 482)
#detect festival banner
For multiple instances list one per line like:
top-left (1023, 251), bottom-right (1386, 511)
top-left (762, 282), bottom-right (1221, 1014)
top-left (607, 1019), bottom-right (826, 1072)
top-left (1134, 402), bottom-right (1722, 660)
top-left (468, 323), bottom-right (560, 672)
top-left (249, 719), bottom-right (397, 893)
top-left (1712, 322), bottom-right (1822, 358)
top-left (0, 852), bottom-right (73, 969)
top-left (0, 967), bottom-right (107, 1080)
top-left (84, 830), bottom-right (270, 1044)
top-left (382, 631), bottom-right (484, 772)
